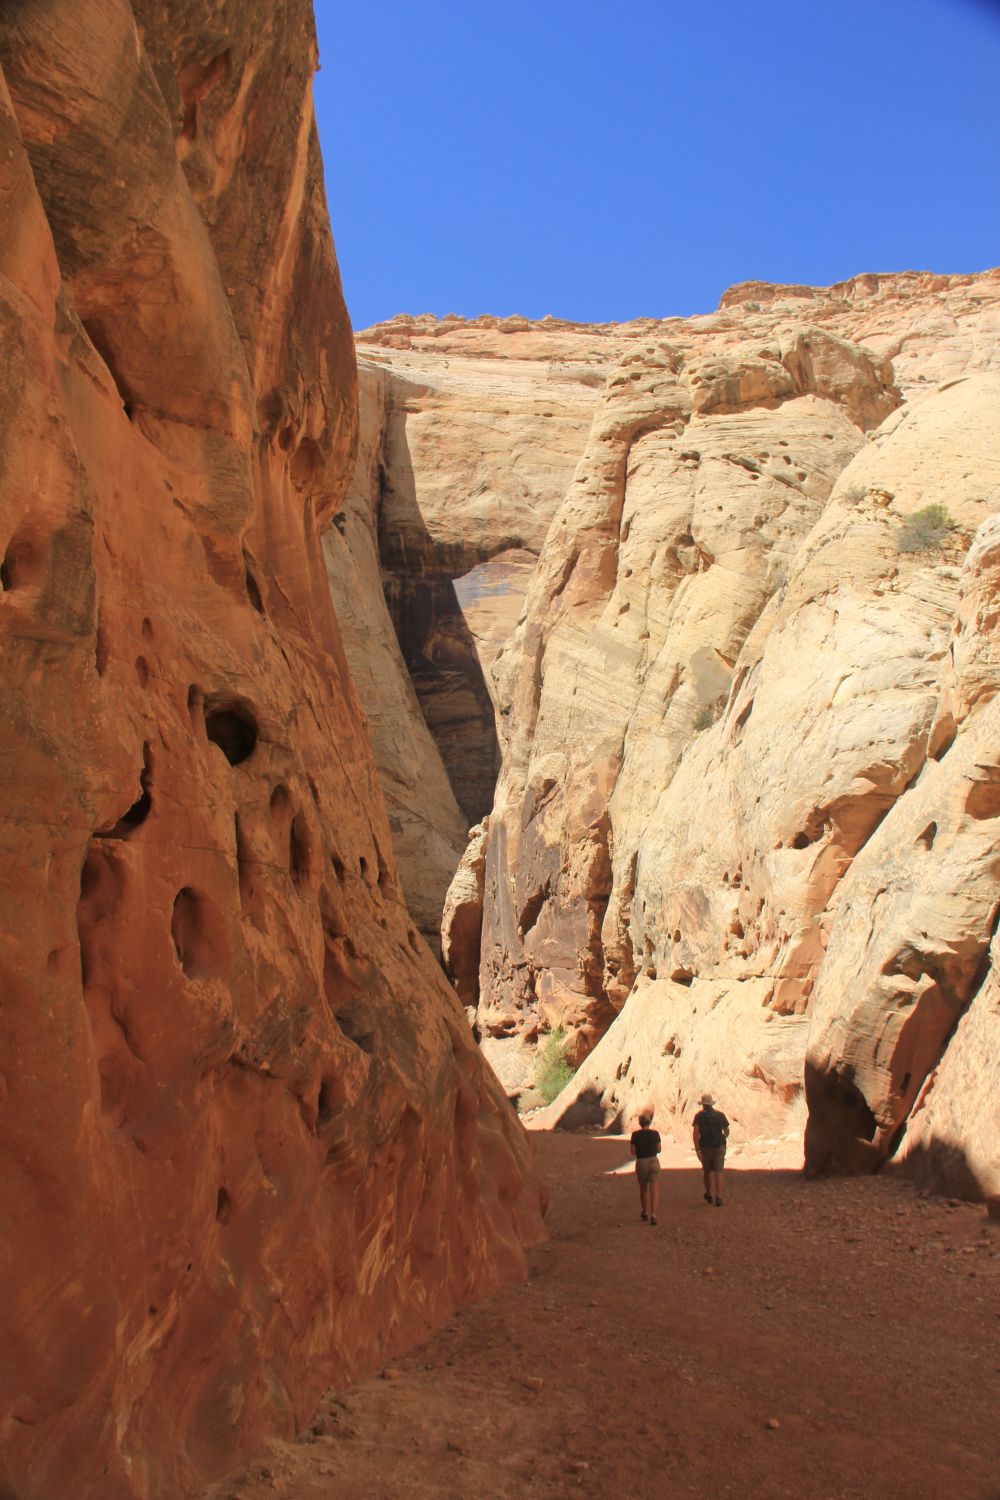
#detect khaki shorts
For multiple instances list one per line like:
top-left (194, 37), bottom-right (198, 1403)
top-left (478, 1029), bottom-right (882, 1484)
top-left (635, 1156), bottom-right (661, 1184)
top-left (701, 1147), bottom-right (726, 1173)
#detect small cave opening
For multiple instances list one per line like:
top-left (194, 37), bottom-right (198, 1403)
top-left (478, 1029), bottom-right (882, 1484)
top-left (916, 822), bottom-right (937, 851)
top-left (359, 856), bottom-right (370, 883)
top-left (215, 1187), bottom-right (232, 1224)
top-left (171, 887), bottom-right (229, 981)
top-left (290, 813), bottom-right (312, 891)
top-left (840, 1088), bottom-right (877, 1142)
top-left (317, 1074), bottom-right (346, 1124)
top-left (204, 698), bottom-right (258, 766)
top-left (244, 566), bottom-right (265, 615)
top-left (335, 1009), bottom-right (375, 1054)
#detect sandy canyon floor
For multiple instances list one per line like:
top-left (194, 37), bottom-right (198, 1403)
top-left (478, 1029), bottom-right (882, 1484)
top-left (203, 1133), bottom-right (1000, 1500)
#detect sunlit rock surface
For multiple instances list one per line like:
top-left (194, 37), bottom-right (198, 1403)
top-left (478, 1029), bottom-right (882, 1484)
top-left (341, 273), bottom-right (1000, 1200)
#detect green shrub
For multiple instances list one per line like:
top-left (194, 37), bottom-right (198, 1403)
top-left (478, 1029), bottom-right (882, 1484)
top-left (843, 483), bottom-right (867, 501)
top-left (693, 704), bottom-right (717, 732)
top-left (898, 503), bottom-right (955, 554)
top-left (532, 1027), bottom-right (575, 1104)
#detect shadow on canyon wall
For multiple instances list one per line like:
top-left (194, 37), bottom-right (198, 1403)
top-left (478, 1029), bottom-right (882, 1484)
top-left (376, 410), bottom-right (506, 826)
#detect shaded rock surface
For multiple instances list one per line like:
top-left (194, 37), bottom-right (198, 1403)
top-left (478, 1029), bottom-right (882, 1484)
top-left (0, 7), bottom-right (544, 1500)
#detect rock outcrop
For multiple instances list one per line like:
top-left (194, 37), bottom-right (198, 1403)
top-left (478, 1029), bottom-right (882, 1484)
top-left (346, 272), bottom-right (1000, 1201)
top-left (0, 7), bottom-right (544, 1500)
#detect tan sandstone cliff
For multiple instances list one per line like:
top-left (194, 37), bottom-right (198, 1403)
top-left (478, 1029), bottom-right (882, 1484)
top-left (341, 272), bottom-right (1000, 1202)
top-left (0, 6), bottom-right (545, 1499)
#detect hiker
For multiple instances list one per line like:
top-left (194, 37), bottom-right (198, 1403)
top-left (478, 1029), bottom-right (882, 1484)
top-left (630, 1113), bottom-right (661, 1226)
top-left (693, 1093), bottom-right (729, 1207)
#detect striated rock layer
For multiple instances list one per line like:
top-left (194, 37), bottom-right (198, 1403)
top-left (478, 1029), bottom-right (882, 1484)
top-left (0, 6), bottom-right (544, 1500)
top-left (346, 273), bottom-right (1000, 1201)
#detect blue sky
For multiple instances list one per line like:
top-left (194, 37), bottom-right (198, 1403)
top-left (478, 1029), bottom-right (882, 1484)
top-left (313, 0), bottom-right (1000, 330)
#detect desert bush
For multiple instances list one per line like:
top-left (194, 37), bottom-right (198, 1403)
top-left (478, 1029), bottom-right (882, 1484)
top-left (693, 703), bottom-right (717, 732)
top-left (898, 503), bottom-right (955, 554)
top-left (532, 1027), bottom-right (575, 1104)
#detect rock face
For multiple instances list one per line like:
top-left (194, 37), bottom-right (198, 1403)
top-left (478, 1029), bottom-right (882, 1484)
top-left (0, 8), bottom-right (544, 1500)
top-left (351, 273), bottom-right (1000, 1201)
top-left (327, 333), bottom-right (604, 931)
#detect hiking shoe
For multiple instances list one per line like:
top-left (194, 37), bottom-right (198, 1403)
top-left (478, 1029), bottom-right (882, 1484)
top-left (703, 1192), bottom-right (713, 1204)
top-left (650, 1216), bottom-right (658, 1226)
top-left (714, 1197), bottom-right (723, 1207)
top-left (640, 1211), bottom-right (648, 1221)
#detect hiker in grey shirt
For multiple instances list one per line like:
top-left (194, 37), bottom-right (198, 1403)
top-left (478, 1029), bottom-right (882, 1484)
top-left (693, 1093), bottom-right (729, 1207)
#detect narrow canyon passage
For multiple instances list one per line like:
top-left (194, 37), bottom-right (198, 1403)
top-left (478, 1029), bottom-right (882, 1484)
top-left (202, 1133), bottom-right (999, 1500)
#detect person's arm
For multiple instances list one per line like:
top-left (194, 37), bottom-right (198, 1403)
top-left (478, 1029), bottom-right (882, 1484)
top-left (721, 1113), bottom-right (730, 1140)
top-left (629, 1132), bottom-right (637, 1158)
top-left (692, 1114), bottom-right (701, 1152)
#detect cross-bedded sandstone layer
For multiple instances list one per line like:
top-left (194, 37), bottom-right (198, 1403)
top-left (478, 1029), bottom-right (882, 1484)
top-left (0, 6), bottom-right (545, 1498)
top-left (342, 272), bottom-right (1000, 1202)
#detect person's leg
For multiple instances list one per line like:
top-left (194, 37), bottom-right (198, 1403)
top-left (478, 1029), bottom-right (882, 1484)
top-left (702, 1157), bottom-right (712, 1202)
top-left (638, 1166), bottom-right (648, 1219)
top-left (713, 1160), bottom-right (724, 1204)
top-left (649, 1170), bottom-right (659, 1224)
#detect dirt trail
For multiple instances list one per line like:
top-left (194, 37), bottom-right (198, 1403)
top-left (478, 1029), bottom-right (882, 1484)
top-left (203, 1133), bottom-right (1000, 1500)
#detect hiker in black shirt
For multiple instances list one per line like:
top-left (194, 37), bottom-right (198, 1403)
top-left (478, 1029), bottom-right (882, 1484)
top-left (629, 1113), bottom-right (661, 1226)
top-left (692, 1093), bottom-right (729, 1207)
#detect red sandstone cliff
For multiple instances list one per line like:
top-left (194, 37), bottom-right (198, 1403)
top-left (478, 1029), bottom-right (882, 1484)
top-left (0, 5), bottom-right (544, 1498)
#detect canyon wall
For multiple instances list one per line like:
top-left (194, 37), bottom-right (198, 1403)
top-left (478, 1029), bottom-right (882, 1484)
top-left (346, 272), bottom-right (1000, 1199)
top-left (0, 6), bottom-right (544, 1499)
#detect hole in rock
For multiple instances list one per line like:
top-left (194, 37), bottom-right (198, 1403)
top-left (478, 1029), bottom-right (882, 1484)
top-left (901, 1071), bottom-right (912, 1094)
top-left (141, 617), bottom-right (154, 641)
top-left (95, 614), bottom-right (111, 677)
top-left (334, 1008), bottom-right (375, 1054)
top-left (359, 856), bottom-right (369, 882)
top-left (0, 527), bottom-right (40, 590)
top-left (317, 1075), bottom-right (346, 1123)
top-left (215, 1187), bottom-right (232, 1224)
top-left (671, 969), bottom-right (694, 986)
top-left (244, 567), bottom-right (264, 615)
top-left (205, 699), bottom-right (258, 766)
top-left (916, 822), bottom-right (937, 850)
top-left (331, 854), bottom-right (346, 882)
top-left (171, 887), bottom-right (229, 980)
top-left (841, 1087), bottom-right (877, 1142)
top-left (290, 814), bottom-right (312, 890)
top-left (134, 656), bottom-right (149, 687)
